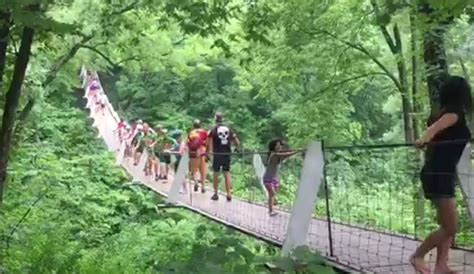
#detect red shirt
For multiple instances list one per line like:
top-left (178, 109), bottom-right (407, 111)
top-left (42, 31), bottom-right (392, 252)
top-left (188, 128), bottom-right (208, 150)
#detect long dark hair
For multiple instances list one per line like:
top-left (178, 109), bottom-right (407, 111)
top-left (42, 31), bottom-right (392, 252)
top-left (267, 139), bottom-right (282, 165)
top-left (439, 75), bottom-right (472, 117)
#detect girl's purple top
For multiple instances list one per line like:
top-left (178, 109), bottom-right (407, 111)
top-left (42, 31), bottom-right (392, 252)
top-left (89, 80), bottom-right (100, 90)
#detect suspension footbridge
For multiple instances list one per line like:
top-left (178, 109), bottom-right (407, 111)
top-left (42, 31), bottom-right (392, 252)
top-left (82, 70), bottom-right (474, 273)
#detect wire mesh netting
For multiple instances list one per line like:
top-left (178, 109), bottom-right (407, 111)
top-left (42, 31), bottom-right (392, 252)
top-left (312, 145), bottom-right (474, 273)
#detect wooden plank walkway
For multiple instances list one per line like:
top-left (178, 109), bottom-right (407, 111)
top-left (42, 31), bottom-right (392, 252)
top-left (127, 164), bottom-right (474, 274)
top-left (85, 81), bottom-right (474, 274)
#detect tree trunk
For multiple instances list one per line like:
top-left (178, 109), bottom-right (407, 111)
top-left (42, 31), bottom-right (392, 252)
top-left (420, 3), bottom-right (451, 112)
top-left (410, 11), bottom-right (421, 140)
top-left (0, 11), bottom-right (10, 84)
top-left (401, 93), bottom-right (414, 142)
top-left (409, 8), bottom-right (426, 239)
top-left (0, 26), bottom-right (35, 203)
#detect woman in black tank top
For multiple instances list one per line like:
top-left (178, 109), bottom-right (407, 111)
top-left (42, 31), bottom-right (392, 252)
top-left (410, 76), bottom-right (472, 273)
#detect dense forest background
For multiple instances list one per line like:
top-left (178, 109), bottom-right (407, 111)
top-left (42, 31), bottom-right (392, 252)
top-left (1, 0), bottom-right (474, 273)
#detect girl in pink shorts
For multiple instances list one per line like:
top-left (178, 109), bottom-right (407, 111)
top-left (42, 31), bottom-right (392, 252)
top-left (263, 139), bottom-right (298, 216)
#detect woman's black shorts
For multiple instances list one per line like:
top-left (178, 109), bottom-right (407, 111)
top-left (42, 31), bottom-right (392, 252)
top-left (420, 143), bottom-right (466, 200)
top-left (420, 165), bottom-right (457, 200)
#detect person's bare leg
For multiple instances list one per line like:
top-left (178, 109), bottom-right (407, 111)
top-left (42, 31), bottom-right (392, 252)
top-left (213, 172), bottom-right (219, 194)
top-left (224, 171), bottom-right (232, 199)
top-left (160, 162), bottom-right (166, 179)
top-left (434, 236), bottom-right (457, 273)
top-left (411, 198), bottom-right (457, 273)
top-left (145, 158), bottom-right (151, 176)
top-left (134, 152), bottom-right (141, 165)
top-left (154, 158), bottom-right (160, 179)
top-left (200, 157), bottom-right (207, 190)
top-left (149, 159), bottom-right (155, 177)
top-left (190, 158), bottom-right (199, 190)
top-left (267, 187), bottom-right (274, 213)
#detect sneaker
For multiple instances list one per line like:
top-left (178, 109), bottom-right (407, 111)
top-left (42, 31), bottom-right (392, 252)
top-left (201, 187), bottom-right (206, 194)
top-left (226, 195), bottom-right (232, 202)
top-left (163, 175), bottom-right (168, 180)
top-left (194, 184), bottom-right (199, 192)
top-left (211, 193), bottom-right (219, 201)
top-left (269, 212), bottom-right (278, 217)
top-left (154, 175), bottom-right (159, 182)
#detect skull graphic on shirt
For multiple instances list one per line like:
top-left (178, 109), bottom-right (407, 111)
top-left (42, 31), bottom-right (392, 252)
top-left (217, 126), bottom-right (230, 145)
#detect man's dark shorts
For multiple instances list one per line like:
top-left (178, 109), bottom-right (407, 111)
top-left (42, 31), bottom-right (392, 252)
top-left (159, 152), bottom-right (171, 164)
top-left (212, 155), bottom-right (231, 172)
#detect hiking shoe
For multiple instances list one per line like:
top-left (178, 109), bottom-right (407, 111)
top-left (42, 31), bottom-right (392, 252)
top-left (194, 184), bottom-right (199, 192)
top-left (211, 193), bottom-right (219, 201)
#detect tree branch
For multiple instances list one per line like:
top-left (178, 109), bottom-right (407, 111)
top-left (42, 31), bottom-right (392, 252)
top-left (310, 28), bottom-right (403, 93)
top-left (109, 1), bottom-right (139, 16)
top-left (172, 36), bottom-right (187, 46)
top-left (379, 26), bottom-right (397, 53)
top-left (43, 35), bottom-right (93, 87)
top-left (80, 45), bottom-right (119, 68)
top-left (317, 72), bottom-right (392, 95)
top-left (116, 56), bottom-right (139, 65)
top-left (0, 11), bottom-right (11, 83)
top-left (5, 190), bottom-right (47, 252)
top-left (370, 0), bottom-right (397, 53)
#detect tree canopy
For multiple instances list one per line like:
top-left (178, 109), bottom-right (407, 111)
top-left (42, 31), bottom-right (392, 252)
top-left (1, 0), bottom-right (474, 272)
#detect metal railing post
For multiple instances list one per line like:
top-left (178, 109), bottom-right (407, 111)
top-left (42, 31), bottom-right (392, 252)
top-left (322, 140), bottom-right (334, 257)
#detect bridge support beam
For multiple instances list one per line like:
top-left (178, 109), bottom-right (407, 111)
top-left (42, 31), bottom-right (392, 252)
top-left (167, 152), bottom-right (189, 205)
top-left (282, 141), bottom-right (325, 256)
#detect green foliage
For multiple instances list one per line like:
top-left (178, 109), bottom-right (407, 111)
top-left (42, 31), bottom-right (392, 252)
top-left (0, 98), bottom-right (334, 272)
top-left (2, 0), bottom-right (474, 272)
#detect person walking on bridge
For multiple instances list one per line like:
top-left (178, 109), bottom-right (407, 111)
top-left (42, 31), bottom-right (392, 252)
top-left (187, 119), bottom-right (208, 193)
top-left (207, 112), bottom-right (240, 201)
top-left (134, 123), bottom-right (155, 172)
top-left (411, 75), bottom-right (472, 274)
top-left (154, 125), bottom-right (176, 182)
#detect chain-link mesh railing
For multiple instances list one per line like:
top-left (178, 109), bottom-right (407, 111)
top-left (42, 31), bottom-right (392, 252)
top-left (313, 144), bottom-right (474, 273)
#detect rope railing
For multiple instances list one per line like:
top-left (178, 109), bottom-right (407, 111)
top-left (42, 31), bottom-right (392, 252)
top-left (80, 68), bottom-right (474, 273)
